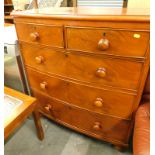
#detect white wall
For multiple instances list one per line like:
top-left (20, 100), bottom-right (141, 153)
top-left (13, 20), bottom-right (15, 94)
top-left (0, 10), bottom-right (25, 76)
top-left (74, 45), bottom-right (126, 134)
top-left (127, 0), bottom-right (150, 8)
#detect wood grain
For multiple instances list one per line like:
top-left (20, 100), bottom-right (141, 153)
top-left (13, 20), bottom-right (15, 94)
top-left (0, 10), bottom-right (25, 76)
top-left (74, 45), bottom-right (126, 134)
top-left (13, 7), bottom-right (150, 148)
top-left (66, 26), bottom-right (149, 57)
top-left (21, 43), bottom-right (143, 90)
top-left (15, 23), bottom-right (64, 48)
top-left (11, 7), bottom-right (150, 22)
top-left (31, 89), bottom-right (131, 145)
top-left (26, 67), bottom-right (136, 119)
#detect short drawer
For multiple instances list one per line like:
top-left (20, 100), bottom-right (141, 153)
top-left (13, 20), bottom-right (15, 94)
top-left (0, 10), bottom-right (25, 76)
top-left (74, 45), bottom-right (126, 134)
top-left (21, 43), bottom-right (143, 90)
top-left (66, 27), bottom-right (149, 57)
top-left (15, 23), bottom-right (64, 48)
top-left (32, 89), bottom-right (131, 143)
top-left (27, 67), bottom-right (136, 119)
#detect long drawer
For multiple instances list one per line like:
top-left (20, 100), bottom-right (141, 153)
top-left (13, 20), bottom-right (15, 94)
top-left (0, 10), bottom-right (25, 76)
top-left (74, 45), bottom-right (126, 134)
top-left (66, 26), bottom-right (149, 57)
top-left (32, 89), bottom-right (131, 144)
top-left (26, 67), bottom-right (136, 119)
top-left (15, 23), bottom-right (64, 48)
top-left (21, 43), bottom-right (143, 90)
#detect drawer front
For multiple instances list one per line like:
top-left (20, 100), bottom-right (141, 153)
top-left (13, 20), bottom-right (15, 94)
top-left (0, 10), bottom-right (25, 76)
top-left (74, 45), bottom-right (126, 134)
top-left (15, 23), bottom-right (64, 48)
top-left (66, 27), bottom-right (149, 57)
top-left (27, 67), bottom-right (135, 119)
top-left (21, 43), bottom-right (143, 90)
top-left (32, 89), bottom-right (130, 143)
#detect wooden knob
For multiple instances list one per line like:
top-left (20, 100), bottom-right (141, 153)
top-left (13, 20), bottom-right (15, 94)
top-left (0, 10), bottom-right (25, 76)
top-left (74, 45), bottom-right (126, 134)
top-left (94, 98), bottom-right (103, 107)
top-left (35, 56), bottom-right (44, 64)
top-left (30, 32), bottom-right (39, 42)
top-left (96, 67), bottom-right (106, 78)
top-left (40, 81), bottom-right (47, 90)
top-left (98, 38), bottom-right (110, 51)
top-left (93, 122), bottom-right (101, 131)
top-left (44, 104), bottom-right (52, 111)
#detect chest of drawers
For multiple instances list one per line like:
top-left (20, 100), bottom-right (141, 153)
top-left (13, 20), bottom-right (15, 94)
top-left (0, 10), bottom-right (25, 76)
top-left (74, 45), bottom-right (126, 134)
top-left (12, 7), bottom-right (150, 149)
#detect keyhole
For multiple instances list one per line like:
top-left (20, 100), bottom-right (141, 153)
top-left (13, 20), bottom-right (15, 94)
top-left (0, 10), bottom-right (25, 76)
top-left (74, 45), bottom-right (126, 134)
top-left (65, 52), bottom-right (70, 57)
top-left (65, 53), bottom-right (68, 57)
top-left (33, 26), bottom-right (37, 30)
top-left (103, 32), bottom-right (106, 37)
top-left (65, 82), bottom-right (69, 86)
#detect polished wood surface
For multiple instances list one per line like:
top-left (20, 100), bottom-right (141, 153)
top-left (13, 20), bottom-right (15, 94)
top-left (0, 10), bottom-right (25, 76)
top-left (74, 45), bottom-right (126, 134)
top-left (12, 7), bottom-right (150, 22)
top-left (32, 89), bottom-right (131, 146)
top-left (13, 7), bottom-right (150, 149)
top-left (26, 67), bottom-right (136, 119)
top-left (66, 27), bottom-right (149, 57)
top-left (4, 87), bottom-right (43, 140)
top-left (15, 23), bottom-right (64, 48)
top-left (20, 43), bottom-right (143, 90)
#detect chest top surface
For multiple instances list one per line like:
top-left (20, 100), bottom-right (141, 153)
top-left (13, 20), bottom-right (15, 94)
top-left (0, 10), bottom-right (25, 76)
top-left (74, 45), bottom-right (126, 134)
top-left (12, 7), bottom-right (150, 22)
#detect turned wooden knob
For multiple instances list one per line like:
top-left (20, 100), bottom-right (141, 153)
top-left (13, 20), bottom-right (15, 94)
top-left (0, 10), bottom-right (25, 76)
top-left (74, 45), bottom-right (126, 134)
top-left (94, 98), bottom-right (103, 107)
top-left (93, 122), bottom-right (101, 131)
top-left (35, 56), bottom-right (44, 64)
top-left (96, 67), bottom-right (106, 78)
top-left (98, 38), bottom-right (110, 51)
top-left (40, 81), bottom-right (47, 90)
top-left (44, 104), bottom-right (52, 111)
top-left (30, 32), bottom-right (39, 42)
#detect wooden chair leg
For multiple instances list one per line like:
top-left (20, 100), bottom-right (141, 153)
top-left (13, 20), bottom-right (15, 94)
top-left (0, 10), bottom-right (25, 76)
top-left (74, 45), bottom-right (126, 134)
top-left (33, 110), bottom-right (44, 140)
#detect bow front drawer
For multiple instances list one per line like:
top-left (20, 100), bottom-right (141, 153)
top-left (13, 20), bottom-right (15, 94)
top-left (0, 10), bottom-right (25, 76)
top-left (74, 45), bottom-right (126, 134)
top-left (66, 27), bottom-right (149, 57)
top-left (32, 89), bottom-right (131, 144)
top-left (21, 43), bottom-right (143, 90)
top-left (15, 23), bottom-right (64, 48)
top-left (26, 68), bottom-right (136, 119)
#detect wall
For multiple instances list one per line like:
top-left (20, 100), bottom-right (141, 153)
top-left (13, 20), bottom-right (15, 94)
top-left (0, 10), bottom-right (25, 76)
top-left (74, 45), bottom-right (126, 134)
top-left (127, 0), bottom-right (150, 8)
top-left (72, 0), bottom-right (150, 8)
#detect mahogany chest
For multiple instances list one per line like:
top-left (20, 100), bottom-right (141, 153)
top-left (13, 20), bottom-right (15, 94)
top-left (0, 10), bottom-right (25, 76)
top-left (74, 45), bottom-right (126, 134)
top-left (12, 7), bottom-right (150, 149)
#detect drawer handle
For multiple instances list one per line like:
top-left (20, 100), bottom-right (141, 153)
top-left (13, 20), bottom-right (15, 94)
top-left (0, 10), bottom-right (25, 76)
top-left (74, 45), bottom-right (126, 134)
top-left (30, 32), bottom-right (39, 42)
top-left (44, 104), bottom-right (52, 111)
top-left (98, 38), bottom-right (110, 51)
top-left (35, 56), bottom-right (44, 64)
top-left (94, 98), bottom-right (103, 107)
top-left (40, 81), bottom-right (47, 90)
top-left (93, 122), bottom-right (102, 131)
top-left (96, 67), bottom-right (106, 78)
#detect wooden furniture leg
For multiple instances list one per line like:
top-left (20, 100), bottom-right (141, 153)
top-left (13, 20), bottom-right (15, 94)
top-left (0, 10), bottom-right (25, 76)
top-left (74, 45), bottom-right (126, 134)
top-left (113, 143), bottom-right (129, 152)
top-left (33, 110), bottom-right (44, 140)
top-left (114, 145), bottom-right (123, 151)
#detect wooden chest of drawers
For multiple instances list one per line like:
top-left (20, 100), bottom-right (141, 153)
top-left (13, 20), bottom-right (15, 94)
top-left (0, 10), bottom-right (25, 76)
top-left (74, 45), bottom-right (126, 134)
top-left (12, 7), bottom-right (150, 149)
